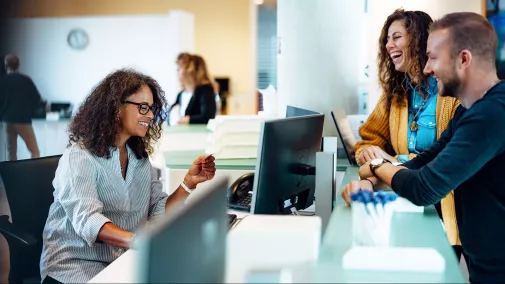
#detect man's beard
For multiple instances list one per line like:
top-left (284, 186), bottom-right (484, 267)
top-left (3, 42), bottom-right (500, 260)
top-left (440, 75), bottom-right (461, 98)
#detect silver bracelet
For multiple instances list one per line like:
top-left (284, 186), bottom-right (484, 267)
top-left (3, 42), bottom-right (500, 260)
top-left (180, 181), bottom-right (194, 194)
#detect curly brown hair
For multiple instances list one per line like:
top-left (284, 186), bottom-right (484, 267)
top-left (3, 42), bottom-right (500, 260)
top-left (68, 68), bottom-right (168, 159)
top-left (377, 9), bottom-right (433, 106)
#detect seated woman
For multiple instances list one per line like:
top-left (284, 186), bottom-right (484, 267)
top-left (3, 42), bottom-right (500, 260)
top-left (353, 10), bottom-right (463, 259)
top-left (39, 69), bottom-right (216, 284)
top-left (170, 53), bottom-right (217, 125)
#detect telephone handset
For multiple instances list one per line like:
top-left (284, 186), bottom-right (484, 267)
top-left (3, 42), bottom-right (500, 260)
top-left (227, 172), bottom-right (255, 211)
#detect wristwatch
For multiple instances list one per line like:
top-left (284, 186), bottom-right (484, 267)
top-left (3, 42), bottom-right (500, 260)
top-left (369, 158), bottom-right (391, 177)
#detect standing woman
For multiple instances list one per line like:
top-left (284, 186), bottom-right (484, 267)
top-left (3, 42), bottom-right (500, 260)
top-left (353, 9), bottom-right (463, 260)
top-left (170, 54), bottom-right (217, 125)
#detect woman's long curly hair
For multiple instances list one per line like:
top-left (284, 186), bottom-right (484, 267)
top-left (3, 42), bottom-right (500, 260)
top-left (378, 9), bottom-right (433, 106)
top-left (68, 69), bottom-right (167, 159)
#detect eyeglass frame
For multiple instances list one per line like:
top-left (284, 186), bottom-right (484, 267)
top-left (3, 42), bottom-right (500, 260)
top-left (124, 101), bottom-right (154, 115)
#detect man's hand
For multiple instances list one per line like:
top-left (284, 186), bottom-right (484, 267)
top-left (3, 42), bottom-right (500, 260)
top-left (356, 146), bottom-right (398, 165)
top-left (341, 180), bottom-right (374, 206)
top-left (184, 155), bottom-right (216, 188)
top-left (178, 115), bottom-right (190, 124)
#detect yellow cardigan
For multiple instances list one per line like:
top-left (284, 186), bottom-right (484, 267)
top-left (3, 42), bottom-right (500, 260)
top-left (355, 92), bottom-right (461, 246)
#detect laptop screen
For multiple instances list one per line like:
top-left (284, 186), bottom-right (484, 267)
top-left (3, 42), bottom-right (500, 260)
top-left (331, 109), bottom-right (358, 165)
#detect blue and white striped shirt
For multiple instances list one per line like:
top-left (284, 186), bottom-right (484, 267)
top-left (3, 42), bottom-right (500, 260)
top-left (40, 143), bottom-right (168, 283)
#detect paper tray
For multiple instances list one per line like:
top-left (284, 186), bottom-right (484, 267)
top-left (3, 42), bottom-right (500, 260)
top-left (342, 246), bottom-right (445, 273)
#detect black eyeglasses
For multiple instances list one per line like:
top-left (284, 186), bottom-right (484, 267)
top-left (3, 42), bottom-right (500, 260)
top-left (124, 101), bottom-right (153, 115)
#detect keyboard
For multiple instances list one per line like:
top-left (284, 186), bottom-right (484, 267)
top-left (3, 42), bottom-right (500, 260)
top-left (227, 214), bottom-right (237, 229)
top-left (228, 193), bottom-right (252, 212)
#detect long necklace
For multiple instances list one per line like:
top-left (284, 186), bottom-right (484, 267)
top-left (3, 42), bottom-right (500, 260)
top-left (410, 91), bottom-right (430, 132)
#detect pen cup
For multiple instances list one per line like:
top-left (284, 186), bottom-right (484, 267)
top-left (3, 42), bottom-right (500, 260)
top-left (350, 191), bottom-right (395, 247)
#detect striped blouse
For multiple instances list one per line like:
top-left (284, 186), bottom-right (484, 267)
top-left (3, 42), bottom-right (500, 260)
top-left (40, 143), bottom-right (168, 283)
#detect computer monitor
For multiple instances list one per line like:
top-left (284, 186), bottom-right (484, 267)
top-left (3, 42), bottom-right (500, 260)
top-left (331, 109), bottom-right (358, 165)
top-left (134, 177), bottom-right (229, 283)
top-left (250, 114), bottom-right (325, 214)
top-left (286, 105), bottom-right (321, 117)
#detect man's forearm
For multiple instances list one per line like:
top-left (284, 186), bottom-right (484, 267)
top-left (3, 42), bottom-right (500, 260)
top-left (374, 164), bottom-right (407, 185)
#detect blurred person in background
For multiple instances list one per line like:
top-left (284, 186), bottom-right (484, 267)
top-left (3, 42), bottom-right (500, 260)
top-left (169, 53), bottom-right (217, 125)
top-left (0, 54), bottom-right (42, 161)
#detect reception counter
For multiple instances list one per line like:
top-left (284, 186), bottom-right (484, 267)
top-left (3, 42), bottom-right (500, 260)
top-left (89, 166), bottom-right (465, 283)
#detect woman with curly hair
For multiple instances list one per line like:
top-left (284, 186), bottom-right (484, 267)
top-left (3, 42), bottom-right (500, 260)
top-left (352, 10), bottom-right (463, 260)
top-left (39, 69), bottom-right (216, 284)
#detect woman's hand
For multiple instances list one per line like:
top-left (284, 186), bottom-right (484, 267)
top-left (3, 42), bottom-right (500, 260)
top-left (183, 155), bottom-right (217, 188)
top-left (358, 161), bottom-right (374, 179)
top-left (356, 146), bottom-right (398, 165)
top-left (341, 179), bottom-right (374, 206)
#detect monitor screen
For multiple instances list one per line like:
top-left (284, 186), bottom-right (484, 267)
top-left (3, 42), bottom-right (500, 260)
top-left (331, 109), bottom-right (358, 165)
top-left (286, 105), bottom-right (320, 117)
top-left (251, 114), bottom-right (324, 214)
top-left (134, 177), bottom-right (229, 283)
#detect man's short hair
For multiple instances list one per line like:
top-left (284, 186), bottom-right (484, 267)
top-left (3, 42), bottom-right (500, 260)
top-left (4, 54), bottom-right (19, 70)
top-left (430, 12), bottom-right (498, 64)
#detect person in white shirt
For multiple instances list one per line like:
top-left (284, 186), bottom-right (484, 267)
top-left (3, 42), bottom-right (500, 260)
top-left (169, 53), bottom-right (218, 125)
top-left (39, 69), bottom-right (216, 284)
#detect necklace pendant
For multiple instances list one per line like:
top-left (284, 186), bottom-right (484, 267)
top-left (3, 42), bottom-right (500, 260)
top-left (410, 121), bottom-right (419, 131)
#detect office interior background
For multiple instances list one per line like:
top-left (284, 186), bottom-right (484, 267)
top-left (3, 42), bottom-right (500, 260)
top-left (0, 0), bottom-right (501, 283)
top-left (0, 0), bottom-right (488, 161)
top-left (0, 1), bottom-right (487, 115)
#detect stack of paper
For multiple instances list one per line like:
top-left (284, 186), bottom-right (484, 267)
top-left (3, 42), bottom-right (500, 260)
top-left (205, 115), bottom-right (276, 159)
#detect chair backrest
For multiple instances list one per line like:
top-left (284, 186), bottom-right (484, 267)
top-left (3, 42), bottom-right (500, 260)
top-left (0, 155), bottom-right (62, 281)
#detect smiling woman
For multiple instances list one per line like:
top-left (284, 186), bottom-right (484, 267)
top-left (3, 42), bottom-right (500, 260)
top-left (67, 69), bottom-right (166, 159)
top-left (39, 69), bottom-right (217, 283)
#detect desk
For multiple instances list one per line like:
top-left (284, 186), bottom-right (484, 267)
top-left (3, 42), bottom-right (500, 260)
top-left (310, 167), bottom-right (466, 283)
top-left (89, 168), bottom-right (464, 283)
top-left (162, 150), bottom-right (256, 195)
top-left (164, 150), bottom-right (256, 170)
top-left (162, 151), bottom-right (352, 195)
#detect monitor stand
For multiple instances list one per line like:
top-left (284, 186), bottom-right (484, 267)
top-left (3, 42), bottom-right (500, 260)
top-left (283, 152), bottom-right (335, 236)
top-left (315, 152), bottom-right (336, 236)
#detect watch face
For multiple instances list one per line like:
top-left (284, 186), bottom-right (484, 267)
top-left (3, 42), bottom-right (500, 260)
top-left (371, 158), bottom-right (383, 166)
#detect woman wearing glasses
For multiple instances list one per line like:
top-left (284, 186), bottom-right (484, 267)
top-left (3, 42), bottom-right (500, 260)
top-left (39, 69), bottom-right (217, 284)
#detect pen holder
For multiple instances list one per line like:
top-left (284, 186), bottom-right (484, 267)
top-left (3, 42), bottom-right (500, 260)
top-left (350, 191), bottom-right (397, 247)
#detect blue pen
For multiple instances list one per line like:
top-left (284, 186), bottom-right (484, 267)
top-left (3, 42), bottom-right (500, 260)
top-left (363, 191), bottom-right (381, 224)
top-left (374, 195), bottom-right (384, 222)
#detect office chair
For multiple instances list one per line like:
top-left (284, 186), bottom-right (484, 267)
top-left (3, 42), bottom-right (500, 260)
top-left (0, 155), bottom-right (62, 283)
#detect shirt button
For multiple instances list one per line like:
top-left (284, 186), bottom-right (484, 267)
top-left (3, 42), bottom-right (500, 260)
top-left (429, 122), bottom-right (432, 125)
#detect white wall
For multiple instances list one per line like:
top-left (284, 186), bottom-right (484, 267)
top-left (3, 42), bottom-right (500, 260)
top-left (2, 10), bottom-right (194, 110)
top-left (367, 0), bottom-right (483, 112)
top-left (277, 0), bottom-right (368, 136)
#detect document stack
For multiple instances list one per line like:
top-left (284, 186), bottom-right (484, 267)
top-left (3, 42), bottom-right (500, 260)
top-left (205, 115), bottom-right (275, 159)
